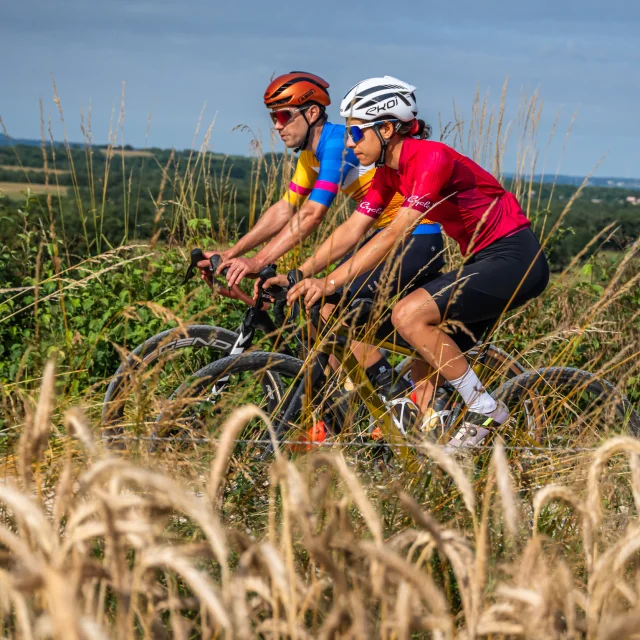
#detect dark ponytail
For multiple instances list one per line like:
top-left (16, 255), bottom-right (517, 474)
top-left (398, 118), bottom-right (432, 139)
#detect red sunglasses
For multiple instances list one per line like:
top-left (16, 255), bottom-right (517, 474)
top-left (269, 106), bottom-right (309, 126)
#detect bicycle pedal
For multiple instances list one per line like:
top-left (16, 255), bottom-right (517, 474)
top-left (370, 426), bottom-right (384, 441)
top-left (367, 397), bottom-right (419, 441)
top-left (289, 421), bottom-right (328, 453)
top-left (385, 398), bottom-right (421, 436)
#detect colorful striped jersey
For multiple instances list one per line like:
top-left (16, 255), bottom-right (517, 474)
top-left (284, 122), bottom-right (434, 230)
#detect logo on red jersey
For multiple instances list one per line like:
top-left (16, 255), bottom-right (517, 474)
top-left (404, 194), bottom-right (432, 210)
top-left (358, 201), bottom-right (384, 216)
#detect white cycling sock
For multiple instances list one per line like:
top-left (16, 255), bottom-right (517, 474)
top-left (449, 366), bottom-right (497, 415)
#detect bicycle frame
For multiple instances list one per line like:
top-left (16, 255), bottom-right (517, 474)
top-left (277, 310), bottom-right (427, 468)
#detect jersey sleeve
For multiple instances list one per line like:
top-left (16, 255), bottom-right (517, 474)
top-left (355, 167), bottom-right (395, 220)
top-left (284, 151), bottom-right (318, 208)
top-left (402, 146), bottom-right (454, 213)
top-left (307, 132), bottom-right (353, 208)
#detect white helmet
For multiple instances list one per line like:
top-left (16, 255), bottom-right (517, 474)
top-left (340, 76), bottom-right (418, 122)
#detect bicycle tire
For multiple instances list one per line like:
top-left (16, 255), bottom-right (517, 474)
top-left (151, 351), bottom-right (307, 453)
top-left (102, 324), bottom-right (240, 432)
top-left (495, 366), bottom-right (640, 439)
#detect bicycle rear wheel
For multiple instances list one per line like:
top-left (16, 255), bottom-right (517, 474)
top-left (495, 366), bottom-right (640, 446)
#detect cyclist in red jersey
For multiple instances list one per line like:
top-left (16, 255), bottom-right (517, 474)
top-left (287, 77), bottom-right (549, 449)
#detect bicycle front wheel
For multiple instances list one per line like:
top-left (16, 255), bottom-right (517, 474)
top-left (152, 351), bottom-right (308, 451)
top-left (149, 351), bottom-right (318, 504)
top-left (102, 324), bottom-right (239, 439)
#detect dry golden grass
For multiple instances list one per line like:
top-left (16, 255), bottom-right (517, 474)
top-left (0, 164), bottom-right (70, 175)
top-left (0, 181), bottom-right (69, 198)
top-left (2, 77), bottom-right (638, 638)
top-left (99, 148), bottom-right (153, 158)
top-left (2, 366), bottom-right (640, 639)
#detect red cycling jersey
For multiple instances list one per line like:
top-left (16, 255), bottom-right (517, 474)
top-left (356, 139), bottom-right (530, 255)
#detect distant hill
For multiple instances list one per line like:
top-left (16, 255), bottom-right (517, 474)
top-left (2, 134), bottom-right (638, 189)
top-left (0, 133), bottom-right (43, 148)
top-left (511, 173), bottom-right (640, 190)
top-left (0, 134), bottom-right (84, 149)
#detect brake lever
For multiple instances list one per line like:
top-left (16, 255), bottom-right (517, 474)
top-left (258, 264), bottom-right (289, 303)
top-left (287, 269), bottom-right (304, 321)
top-left (310, 303), bottom-right (321, 330)
top-left (273, 299), bottom-right (287, 327)
top-left (287, 269), bottom-right (304, 285)
top-left (258, 264), bottom-right (277, 282)
top-left (183, 248), bottom-right (205, 284)
top-left (310, 291), bottom-right (345, 331)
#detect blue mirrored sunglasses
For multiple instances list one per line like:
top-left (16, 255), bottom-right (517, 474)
top-left (346, 119), bottom-right (398, 143)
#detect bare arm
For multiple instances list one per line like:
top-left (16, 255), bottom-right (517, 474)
top-left (299, 212), bottom-right (376, 277)
top-left (252, 199), bottom-right (328, 267)
top-left (220, 199), bottom-right (329, 287)
top-left (286, 206), bottom-right (425, 308)
top-left (225, 198), bottom-right (294, 259)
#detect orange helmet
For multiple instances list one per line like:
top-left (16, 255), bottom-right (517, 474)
top-left (264, 72), bottom-right (331, 110)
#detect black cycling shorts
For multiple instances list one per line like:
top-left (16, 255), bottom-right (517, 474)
top-left (420, 227), bottom-right (549, 352)
top-left (338, 227), bottom-right (444, 300)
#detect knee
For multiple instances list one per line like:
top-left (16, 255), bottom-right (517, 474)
top-left (391, 299), bottom-right (414, 331)
top-left (391, 296), bottom-right (439, 336)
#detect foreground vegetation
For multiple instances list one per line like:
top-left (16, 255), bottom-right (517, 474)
top-left (3, 370), bottom-right (640, 638)
top-left (0, 84), bottom-right (639, 637)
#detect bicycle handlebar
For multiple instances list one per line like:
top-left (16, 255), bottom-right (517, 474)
top-left (184, 248), bottom-right (344, 327)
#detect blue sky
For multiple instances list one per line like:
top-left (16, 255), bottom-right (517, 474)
top-left (2, 0), bottom-right (639, 177)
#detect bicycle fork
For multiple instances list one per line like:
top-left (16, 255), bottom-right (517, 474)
top-left (203, 315), bottom-right (257, 401)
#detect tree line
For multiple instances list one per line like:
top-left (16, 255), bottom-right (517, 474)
top-left (0, 143), bottom-right (638, 268)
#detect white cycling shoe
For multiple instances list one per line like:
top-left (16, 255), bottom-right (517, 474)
top-left (444, 400), bottom-right (509, 453)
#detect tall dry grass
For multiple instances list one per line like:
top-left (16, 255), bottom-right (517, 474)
top-left (2, 78), bottom-right (639, 639)
top-left (1, 368), bottom-right (640, 638)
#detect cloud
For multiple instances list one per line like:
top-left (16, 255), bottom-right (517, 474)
top-left (1, 0), bottom-right (638, 176)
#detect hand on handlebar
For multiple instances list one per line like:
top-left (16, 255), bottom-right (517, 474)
top-left (218, 256), bottom-right (261, 287)
top-left (287, 277), bottom-right (337, 308)
top-left (197, 250), bottom-right (229, 284)
top-left (257, 273), bottom-right (289, 299)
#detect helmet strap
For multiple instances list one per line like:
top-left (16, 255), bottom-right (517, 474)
top-left (373, 122), bottom-right (400, 168)
top-left (294, 106), bottom-right (325, 153)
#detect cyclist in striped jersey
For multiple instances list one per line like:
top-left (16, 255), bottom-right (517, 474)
top-left (201, 72), bottom-right (444, 394)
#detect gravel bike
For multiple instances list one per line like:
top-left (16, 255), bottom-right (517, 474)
top-left (102, 249), bottom-right (534, 443)
top-left (146, 259), bottom-right (640, 469)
